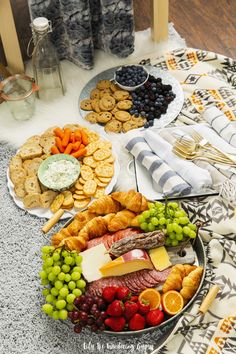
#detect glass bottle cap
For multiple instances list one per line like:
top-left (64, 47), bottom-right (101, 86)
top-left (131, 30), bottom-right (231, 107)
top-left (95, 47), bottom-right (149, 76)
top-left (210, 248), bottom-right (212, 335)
top-left (32, 17), bottom-right (49, 33)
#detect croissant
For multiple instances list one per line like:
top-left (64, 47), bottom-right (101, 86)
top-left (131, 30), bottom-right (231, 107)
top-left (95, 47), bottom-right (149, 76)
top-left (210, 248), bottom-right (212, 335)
top-left (88, 195), bottom-right (121, 215)
top-left (180, 266), bottom-right (203, 302)
top-left (162, 264), bottom-right (197, 293)
top-left (107, 209), bottom-right (137, 232)
top-left (78, 213), bottom-right (115, 240)
top-left (111, 190), bottom-right (147, 213)
top-left (51, 228), bottom-right (72, 246)
top-left (62, 236), bottom-right (87, 252)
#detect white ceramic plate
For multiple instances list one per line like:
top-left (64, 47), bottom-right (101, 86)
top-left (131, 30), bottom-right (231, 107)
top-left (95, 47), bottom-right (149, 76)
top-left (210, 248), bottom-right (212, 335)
top-left (79, 65), bottom-right (184, 130)
top-left (7, 144), bottom-right (120, 220)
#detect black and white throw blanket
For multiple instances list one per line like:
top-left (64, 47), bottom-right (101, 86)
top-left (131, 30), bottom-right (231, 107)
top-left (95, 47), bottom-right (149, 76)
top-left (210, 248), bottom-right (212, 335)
top-left (27, 0), bottom-right (135, 69)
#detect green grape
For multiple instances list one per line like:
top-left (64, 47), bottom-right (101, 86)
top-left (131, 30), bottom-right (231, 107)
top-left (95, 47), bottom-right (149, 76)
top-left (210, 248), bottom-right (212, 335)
top-left (48, 272), bottom-right (56, 282)
top-left (41, 254), bottom-right (49, 261)
top-left (45, 266), bottom-right (53, 274)
top-left (56, 300), bottom-right (66, 310)
top-left (53, 261), bottom-right (62, 267)
top-left (62, 250), bottom-right (69, 258)
top-left (140, 222), bottom-right (148, 231)
top-left (171, 239), bottom-right (179, 247)
top-left (159, 217), bottom-right (166, 226)
top-left (157, 213), bottom-right (164, 219)
top-left (175, 210), bottom-right (186, 217)
top-left (73, 288), bottom-right (82, 297)
top-left (168, 202), bottom-right (178, 209)
top-left (62, 264), bottom-right (70, 273)
top-left (72, 266), bottom-right (82, 273)
top-left (176, 233), bottom-right (183, 241)
top-left (58, 272), bottom-right (66, 281)
top-left (52, 311), bottom-right (60, 320)
top-left (66, 303), bottom-right (74, 311)
top-left (167, 209), bottom-right (175, 217)
top-left (75, 255), bottom-right (82, 265)
top-left (42, 288), bottom-right (50, 297)
top-left (58, 309), bottom-right (68, 320)
top-left (173, 218), bottom-right (180, 225)
top-left (68, 281), bottom-right (76, 290)
top-left (39, 270), bottom-right (47, 280)
top-left (76, 279), bottom-right (86, 289)
top-left (175, 225), bottom-right (183, 234)
top-left (55, 280), bottom-right (63, 290)
top-left (172, 223), bottom-right (179, 233)
top-left (189, 230), bottom-right (196, 238)
top-left (166, 218), bottom-right (171, 225)
top-left (52, 266), bottom-right (61, 275)
top-left (179, 216), bottom-right (189, 225)
top-left (183, 226), bottom-right (191, 235)
top-left (154, 201), bottom-right (163, 208)
top-left (169, 232), bottom-right (176, 240)
top-left (46, 294), bottom-right (55, 303)
top-left (64, 274), bottom-right (71, 282)
top-left (42, 246), bottom-right (54, 254)
top-left (42, 303), bottom-right (53, 315)
top-left (71, 272), bottom-right (81, 281)
top-left (51, 287), bottom-right (59, 297)
top-left (59, 287), bottom-right (69, 297)
top-left (188, 223), bottom-right (197, 231)
top-left (57, 295), bottom-right (64, 301)
top-left (149, 209), bottom-right (156, 217)
top-left (165, 237), bottom-right (172, 246)
top-left (142, 210), bottom-right (151, 219)
top-left (66, 293), bottom-right (76, 304)
top-left (151, 217), bottom-right (159, 226)
top-left (147, 223), bottom-right (155, 232)
top-left (41, 279), bottom-right (49, 286)
top-left (148, 202), bottom-right (155, 209)
top-left (45, 257), bottom-right (53, 267)
top-left (64, 256), bottom-right (74, 265)
top-left (52, 253), bottom-right (60, 261)
top-left (63, 284), bottom-right (68, 289)
top-left (137, 215), bottom-right (145, 224)
top-left (167, 224), bottom-right (174, 233)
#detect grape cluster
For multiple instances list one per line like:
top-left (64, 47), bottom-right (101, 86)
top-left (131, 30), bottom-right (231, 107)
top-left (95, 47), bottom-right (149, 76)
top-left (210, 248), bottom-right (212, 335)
top-left (115, 65), bottom-right (148, 87)
top-left (40, 246), bottom-right (86, 320)
top-left (138, 201), bottom-right (197, 247)
top-left (130, 75), bottom-right (176, 128)
top-left (69, 294), bottom-right (108, 333)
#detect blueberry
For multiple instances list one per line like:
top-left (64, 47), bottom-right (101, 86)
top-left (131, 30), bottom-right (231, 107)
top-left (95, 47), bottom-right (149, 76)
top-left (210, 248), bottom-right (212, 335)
top-left (144, 122), bottom-right (150, 128)
top-left (149, 120), bottom-right (154, 126)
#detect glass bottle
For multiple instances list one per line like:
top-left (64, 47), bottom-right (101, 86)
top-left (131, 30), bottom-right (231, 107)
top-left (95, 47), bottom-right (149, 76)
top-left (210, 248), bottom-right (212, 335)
top-left (30, 17), bottom-right (64, 101)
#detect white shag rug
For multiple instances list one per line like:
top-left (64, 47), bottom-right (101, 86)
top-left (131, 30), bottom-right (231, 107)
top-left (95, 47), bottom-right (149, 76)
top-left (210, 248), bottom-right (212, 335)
top-left (0, 24), bottom-right (186, 147)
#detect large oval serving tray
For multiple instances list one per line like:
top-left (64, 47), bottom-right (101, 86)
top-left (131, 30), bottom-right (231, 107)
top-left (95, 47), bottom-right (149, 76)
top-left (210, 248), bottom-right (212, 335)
top-left (78, 66), bottom-right (184, 130)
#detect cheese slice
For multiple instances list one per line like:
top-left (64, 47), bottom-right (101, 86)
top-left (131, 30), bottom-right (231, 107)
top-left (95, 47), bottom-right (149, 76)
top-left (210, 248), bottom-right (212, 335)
top-left (79, 244), bottom-right (112, 282)
top-left (148, 246), bottom-right (172, 271)
top-left (99, 249), bottom-right (153, 277)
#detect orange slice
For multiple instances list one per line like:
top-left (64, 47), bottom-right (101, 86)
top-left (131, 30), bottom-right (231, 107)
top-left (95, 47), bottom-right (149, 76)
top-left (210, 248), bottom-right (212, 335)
top-left (138, 288), bottom-right (161, 309)
top-left (162, 290), bottom-right (184, 315)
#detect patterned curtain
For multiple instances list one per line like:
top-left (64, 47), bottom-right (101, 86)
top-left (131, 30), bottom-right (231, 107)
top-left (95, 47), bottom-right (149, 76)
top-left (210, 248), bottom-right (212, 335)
top-left (27, 0), bottom-right (135, 69)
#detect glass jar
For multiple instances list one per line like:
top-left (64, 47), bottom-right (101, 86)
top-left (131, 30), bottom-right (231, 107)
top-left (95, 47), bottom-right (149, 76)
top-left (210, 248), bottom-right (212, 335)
top-left (0, 74), bottom-right (38, 121)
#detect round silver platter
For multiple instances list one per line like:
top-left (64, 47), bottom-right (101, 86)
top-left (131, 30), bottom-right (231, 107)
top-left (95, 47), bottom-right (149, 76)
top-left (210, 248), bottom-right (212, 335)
top-left (78, 66), bottom-right (184, 130)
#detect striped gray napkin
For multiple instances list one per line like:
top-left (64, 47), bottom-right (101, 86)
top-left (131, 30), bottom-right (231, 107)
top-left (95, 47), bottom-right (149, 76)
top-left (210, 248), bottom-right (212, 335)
top-left (124, 132), bottom-right (191, 197)
top-left (202, 106), bottom-right (236, 147)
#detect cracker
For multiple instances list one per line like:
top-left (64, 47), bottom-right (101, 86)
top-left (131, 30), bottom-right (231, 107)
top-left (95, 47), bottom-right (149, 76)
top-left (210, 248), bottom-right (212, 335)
top-left (10, 168), bottom-right (27, 185)
top-left (24, 175), bottom-right (41, 194)
top-left (94, 177), bottom-right (109, 187)
top-left (10, 155), bottom-right (22, 170)
top-left (80, 165), bottom-right (94, 180)
top-left (62, 190), bottom-right (74, 207)
top-left (94, 187), bottom-right (105, 199)
top-left (50, 194), bottom-right (65, 213)
top-left (23, 193), bottom-right (41, 209)
top-left (104, 155), bottom-right (115, 163)
top-left (75, 181), bottom-right (84, 190)
top-left (93, 148), bottom-right (111, 161)
top-left (97, 140), bottom-right (112, 150)
top-left (79, 177), bottom-right (86, 185)
top-left (74, 198), bottom-right (91, 209)
top-left (95, 163), bottom-right (114, 178)
top-left (83, 156), bottom-right (97, 168)
top-left (87, 131), bottom-right (100, 143)
top-left (26, 135), bottom-right (41, 145)
top-left (97, 176), bottom-right (112, 183)
top-left (14, 183), bottom-right (26, 198)
top-left (40, 190), bottom-right (58, 208)
top-left (25, 157), bottom-right (43, 175)
top-left (73, 194), bottom-right (88, 200)
top-left (85, 141), bottom-right (99, 156)
top-left (74, 190), bottom-right (85, 195)
top-left (19, 144), bottom-right (42, 160)
top-left (63, 124), bottom-right (80, 131)
top-left (83, 179), bottom-right (97, 196)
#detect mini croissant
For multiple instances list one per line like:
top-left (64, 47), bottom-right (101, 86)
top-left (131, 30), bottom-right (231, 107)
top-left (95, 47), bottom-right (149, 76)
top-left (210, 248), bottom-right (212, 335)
top-left (111, 190), bottom-right (147, 213)
top-left (62, 236), bottom-right (87, 252)
top-left (78, 213), bottom-right (115, 240)
top-left (180, 266), bottom-right (203, 302)
top-left (162, 264), bottom-right (197, 293)
top-left (88, 195), bottom-right (121, 215)
top-left (107, 209), bottom-right (137, 232)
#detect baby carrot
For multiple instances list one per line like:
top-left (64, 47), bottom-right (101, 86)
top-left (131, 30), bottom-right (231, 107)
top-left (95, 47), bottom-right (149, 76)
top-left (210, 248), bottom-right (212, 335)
top-left (51, 145), bottom-right (60, 154)
top-left (71, 147), bottom-right (87, 158)
top-left (80, 129), bottom-right (88, 146)
top-left (72, 141), bottom-right (81, 151)
top-left (53, 127), bottom-right (64, 139)
top-left (74, 129), bottom-right (81, 142)
top-left (55, 137), bottom-right (65, 153)
top-left (64, 143), bottom-right (73, 154)
top-left (70, 132), bottom-right (75, 143)
top-left (62, 128), bottom-right (71, 147)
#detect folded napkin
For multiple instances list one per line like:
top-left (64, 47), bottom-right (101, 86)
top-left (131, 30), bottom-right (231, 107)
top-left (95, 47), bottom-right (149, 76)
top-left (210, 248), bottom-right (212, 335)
top-left (144, 130), bottom-right (212, 192)
top-left (202, 106), bottom-right (236, 147)
top-left (124, 131), bottom-right (191, 197)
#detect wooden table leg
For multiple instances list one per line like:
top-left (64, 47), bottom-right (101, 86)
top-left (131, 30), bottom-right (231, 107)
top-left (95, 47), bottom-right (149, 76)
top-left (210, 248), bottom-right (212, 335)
top-left (150, 0), bottom-right (169, 42)
top-left (0, 0), bottom-right (24, 73)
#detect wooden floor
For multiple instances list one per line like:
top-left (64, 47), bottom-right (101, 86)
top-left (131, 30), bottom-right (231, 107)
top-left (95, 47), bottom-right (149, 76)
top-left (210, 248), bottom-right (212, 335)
top-left (133, 0), bottom-right (236, 59)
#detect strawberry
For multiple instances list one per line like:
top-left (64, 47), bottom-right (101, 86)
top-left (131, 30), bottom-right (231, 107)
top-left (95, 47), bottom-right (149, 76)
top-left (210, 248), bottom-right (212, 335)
top-left (106, 300), bottom-right (124, 317)
top-left (124, 301), bottom-right (139, 320)
top-left (116, 287), bottom-right (131, 301)
top-left (146, 309), bottom-right (164, 327)
top-left (129, 313), bottom-right (146, 331)
top-left (138, 300), bottom-right (150, 315)
top-left (130, 295), bottom-right (138, 302)
top-left (102, 286), bottom-right (118, 303)
top-left (105, 316), bottom-right (126, 332)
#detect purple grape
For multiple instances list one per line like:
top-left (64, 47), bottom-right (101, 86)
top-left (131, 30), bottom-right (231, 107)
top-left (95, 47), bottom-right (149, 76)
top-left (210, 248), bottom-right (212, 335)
top-left (79, 312), bottom-right (88, 321)
top-left (72, 311), bottom-right (80, 320)
top-left (97, 299), bottom-right (106, 310)
top-left (74, 324), bottom-right (82, 333)
top-left (96, 317), bottom-right (104, 326)
top-left (80, 303), bottom-right (89, 312)
top-left (100, 311), bottom-right (107, 320)
top-left (87, 317), bottom-right (95, 326)
top-left (90, 324), bottom-right (99, 332)
top-left (93, 310), bottom-right (101, 319)
top-left (99, 324), bottom-right (106, 331)
top-left (85, 296), bottom-right (94, 307)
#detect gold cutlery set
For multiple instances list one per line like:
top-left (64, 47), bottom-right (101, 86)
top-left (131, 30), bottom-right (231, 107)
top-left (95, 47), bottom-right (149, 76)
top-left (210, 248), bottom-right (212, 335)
top-left (172, 130), bottom-right (236, 166)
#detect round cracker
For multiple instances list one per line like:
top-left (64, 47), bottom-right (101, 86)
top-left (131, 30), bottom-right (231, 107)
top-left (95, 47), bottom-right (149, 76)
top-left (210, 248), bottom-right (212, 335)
top-left (79, 177), bottom-right (86, 185)
top-left (73, 194), bottom-right (88, 200)
top-left (94, 187), bottom-right (105, 199)
top-left (85, 141), bottom-right (100, 156)
top-left (95, 163), bottom-right (114, 178)
top-left (97, 176), bottom-right (112, 183)
top-left (94, 177), bottom-right (109, 187)
top-left (93, 148), bottom-right (111, 161)
top-left (83, 179), bottom-right (97, 196)
top-left (83, 156), bottom-right (97, 168)
top-left (75, 181), bottom-right (84, 190)
top-left (97, 140), bottom-right (112, 150)
top-left (80, 165), bottom-right (94, 181)
top-left (74, 198), bottom-right (91, 209)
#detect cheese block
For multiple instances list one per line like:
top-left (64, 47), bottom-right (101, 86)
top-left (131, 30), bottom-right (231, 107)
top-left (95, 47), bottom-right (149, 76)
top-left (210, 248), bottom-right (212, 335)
top-left (79, 243), bottom-right (112, 282)
top-left (148, 246), bottom-right (172, 271)
top-left (99, 249), bottom-right (153, 277)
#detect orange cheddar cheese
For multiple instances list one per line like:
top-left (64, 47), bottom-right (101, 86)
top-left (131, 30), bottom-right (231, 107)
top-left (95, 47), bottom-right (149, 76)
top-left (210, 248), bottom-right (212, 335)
top-left (99, 249), bottom-right (153, 277)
